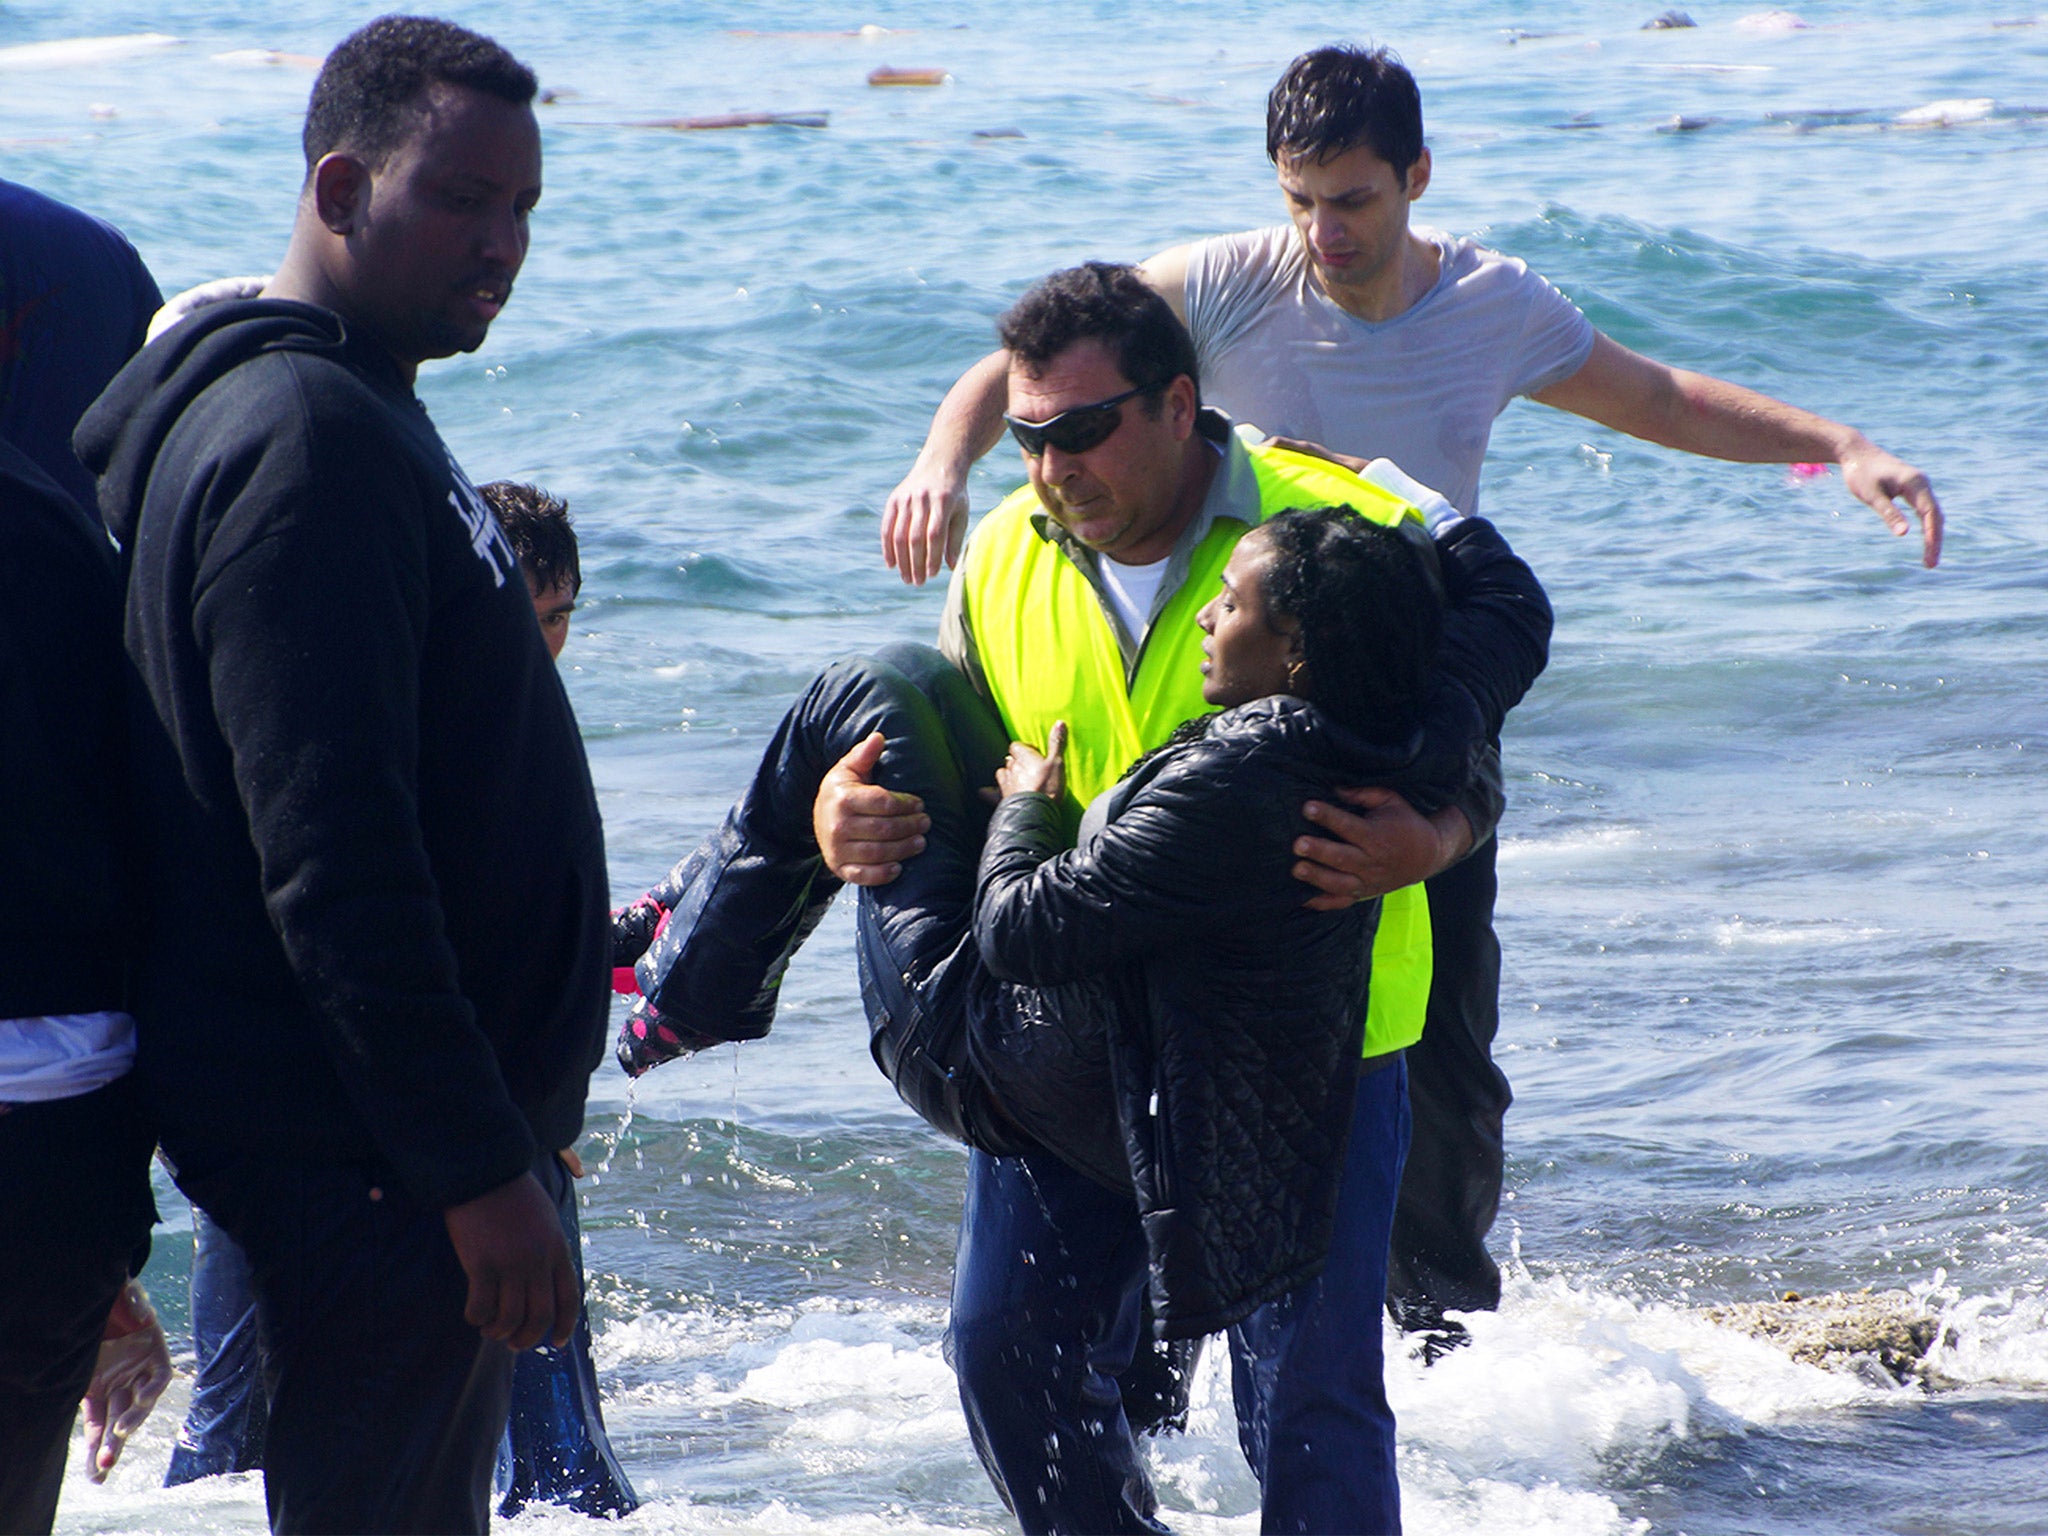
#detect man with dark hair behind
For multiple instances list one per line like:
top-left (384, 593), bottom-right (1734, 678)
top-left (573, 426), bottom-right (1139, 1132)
top-left (479, 478), bottom-right (634, 1519)
top-left (880, 39), bottom-right (1942, 1352)
top-left (484, 479), bottom-right (581, 660)
top-left (75, 16), bottom-right (609, 1533)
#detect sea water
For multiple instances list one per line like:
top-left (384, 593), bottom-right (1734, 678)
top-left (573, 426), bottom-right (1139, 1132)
top-left (6, 1), bottom-right (2046, 1531)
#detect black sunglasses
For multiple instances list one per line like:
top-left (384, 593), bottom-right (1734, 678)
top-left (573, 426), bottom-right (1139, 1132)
top-left (1004, 382), bottom-right (1164, 457)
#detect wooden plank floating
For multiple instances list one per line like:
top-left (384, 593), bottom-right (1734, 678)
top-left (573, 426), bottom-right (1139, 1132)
top-left (632, 111), bottom-right (831, 131)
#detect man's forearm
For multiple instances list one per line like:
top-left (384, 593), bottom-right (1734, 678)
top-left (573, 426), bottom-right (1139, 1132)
top-left (1640, 366), bottom-right (1864, 464)
top-left (1543, 333), bottom-right (1864, 465)
top-left (918, 349), bottom-right (1010, 477)
top-left (1538, 332), bottom-right (1942, 566)
top-left (1428, 805), bottom-right (1476, 876)
top-left (1441, 741), bottom-right (1503, 863)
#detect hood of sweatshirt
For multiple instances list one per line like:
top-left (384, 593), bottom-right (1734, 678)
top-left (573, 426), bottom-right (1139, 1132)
top-left (74, 298), bottom-right (396, 550)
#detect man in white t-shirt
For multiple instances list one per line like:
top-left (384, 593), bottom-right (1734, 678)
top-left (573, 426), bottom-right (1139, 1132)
top-left (867, 42), bottom-right (1943, 1349)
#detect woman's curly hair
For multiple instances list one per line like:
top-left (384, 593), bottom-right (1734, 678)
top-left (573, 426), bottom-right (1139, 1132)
top-left (1258, 504), bottom-right (1442, 745)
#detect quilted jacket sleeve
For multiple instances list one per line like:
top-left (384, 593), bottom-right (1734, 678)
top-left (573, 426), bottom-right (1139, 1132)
top-left (1433, 514), bottom-right (1552, 738)
top-left (974, 742), bottom-right (1302, 987)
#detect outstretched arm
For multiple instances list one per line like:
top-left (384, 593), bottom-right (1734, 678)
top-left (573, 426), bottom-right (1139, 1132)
top-left (880, 350), bottom-right (1010, 585)
top-left (1534, 332), bottom-right (1943, 567)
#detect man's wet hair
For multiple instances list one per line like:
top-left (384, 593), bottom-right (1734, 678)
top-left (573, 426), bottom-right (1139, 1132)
top-left (303, 15), bottom-right (537, 174)
top-left (1266, 45), bottom-right (1425, 182)
top-left (481, 480), bottom-right (580, 596)
top-left (1259, 505), bottom-right (1440, 745)
top-left (998, 262), bottom-right (1200, 412)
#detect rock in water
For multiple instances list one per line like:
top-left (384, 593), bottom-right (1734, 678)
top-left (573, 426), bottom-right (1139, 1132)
top-left (1706, 1289), bottom-right (1948, 1386)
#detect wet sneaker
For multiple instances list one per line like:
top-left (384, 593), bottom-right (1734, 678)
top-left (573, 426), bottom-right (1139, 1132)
top-left (1410, 1320), bottom-right (1472, 1366)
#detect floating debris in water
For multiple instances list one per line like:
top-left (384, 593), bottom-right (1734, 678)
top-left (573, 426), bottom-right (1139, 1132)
top-left (1736, 9), bottom-right (1812, 32)
top-left (869, 66), bottom-right (950, 86)
top-left (1643, 10), bottom-right (1698, 27)
top-left (210, 47), bottom-right (320, 68)
top-left (973, 127), bottom-right (1025, 139)
top-left (1550, 110), bottom-right (1602, 130)
top-left (633, 111), bottom-right (831, 131)
top-left (1896, 97), bottom-right (1997, 127)
top-left (1659, 113), bottom-right (1723, 132)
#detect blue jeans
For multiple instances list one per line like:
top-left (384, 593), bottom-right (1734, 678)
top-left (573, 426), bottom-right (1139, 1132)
top-left (948, 1147), bottom-right (1167, 1536)
top-left (1230, 1060), bottom-right (1410, 1536)
top-left (165, 1206), bottom-right (268, 1485)
top-left (496, 1148), bottom-right (638, 1518)
top-left (951, 1064), bottom-right (1410, 1536)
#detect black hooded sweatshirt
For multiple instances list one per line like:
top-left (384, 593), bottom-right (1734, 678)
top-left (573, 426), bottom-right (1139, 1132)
top-left (75, 299), bottom-right (609, 1210)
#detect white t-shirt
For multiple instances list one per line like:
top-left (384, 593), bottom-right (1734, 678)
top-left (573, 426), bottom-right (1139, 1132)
top-left (1098, 552), bottom-right (1171, 644)
top-left (0, 1011), bottom-right (136, 1102)
top-left (1184, 224), bottom-right (1596, 516)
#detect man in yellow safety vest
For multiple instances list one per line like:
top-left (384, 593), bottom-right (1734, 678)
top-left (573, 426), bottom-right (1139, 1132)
top-left (801, 262), bottom-right (1548, 1534)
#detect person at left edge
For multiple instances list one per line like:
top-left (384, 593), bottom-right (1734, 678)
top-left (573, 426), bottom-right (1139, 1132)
top-left (0, 441), bottom-right (170, 1535)
top-left (2, 181), bottom-right (171, 1534)
top-left (0, 178), bottom-right (161, 513)
top-left (75, 17), bottom-right (609, 1535)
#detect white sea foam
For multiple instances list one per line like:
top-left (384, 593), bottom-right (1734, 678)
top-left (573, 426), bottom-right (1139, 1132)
top-left (501, 1497), bottom-right (998, 1534)
top-left (1495, 828), bottom-right (1647, 865)
top-left (1710, 916), bottom-right (1885, 948)
top-left (0, 32), bottom-right (182, 68)
top-left (1916, 1277), bottom-right (2048, 1388)
top-left (52, 1274), bottom-right (2048, 1534)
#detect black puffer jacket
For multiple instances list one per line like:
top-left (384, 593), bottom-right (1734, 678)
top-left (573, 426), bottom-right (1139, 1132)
top-left (974, 696), bottom-right (1472, 1339)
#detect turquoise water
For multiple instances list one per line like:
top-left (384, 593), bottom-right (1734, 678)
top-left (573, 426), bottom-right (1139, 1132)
top-left (9, 3), bottom-right (2048, 1532)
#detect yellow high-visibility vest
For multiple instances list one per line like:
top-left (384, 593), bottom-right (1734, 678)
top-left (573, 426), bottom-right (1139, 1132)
top-left (958, 441), bottom-right (1433, 1055)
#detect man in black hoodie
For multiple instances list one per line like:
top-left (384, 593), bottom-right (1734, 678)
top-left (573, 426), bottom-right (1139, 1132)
top-left (75, 17), bottom-right (608, 1533)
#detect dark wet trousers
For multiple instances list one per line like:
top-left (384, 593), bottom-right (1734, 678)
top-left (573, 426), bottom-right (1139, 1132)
top-left (627, 642), bottom-right (1023, 1151)
top-left (164, 1151), bottom-right (638, 1520)
top-left (1390, 842), bottom-right (1514, 1331)
top-left (1231, 1058), bottom-right (1410, 1535)
top-left (950, 1062), bottom-right (1410, 1536)
top-left (170, 1150), bottom-right (513, 1535)
top-left (0, 1074), bottom-right (156, 1536)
